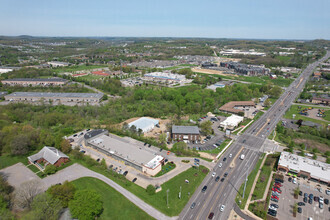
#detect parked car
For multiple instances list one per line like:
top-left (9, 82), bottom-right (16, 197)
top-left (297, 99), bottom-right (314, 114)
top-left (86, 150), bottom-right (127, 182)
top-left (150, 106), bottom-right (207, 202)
top-left (326, 189), bottom-right (330, 195)
top-left (299, 191), bottom-right (303, 196)
top-left (275, 178), bottom-right (284, 183)
top-left (215, 176), bottom-right (220, 182)
top-left (224, 172), bottom-right (228, 177)
top-left (304, 193), bottom-right (308, 198)
top-left (271, 195), bottom-right (279, 200)
top-left (271, 198), bottom-right (278, 202)
top-left (298, 207), bottom-right (302, 213)
top-left (319, 203), bottom-right (323, 209)
top-left (132, 178), bottom-right (137, 183)
top-left (223, 157), bottom-right (227, 162)
top-left (319, 196), bottom-right (324, 203)
top-left (202, 186), bottom-right (207, 193)
top-left (220, 178), bottom-right (225, 182)
top-left (309, 198), bottom-right (313, 204)
top-left (324, 199), bottom-right (329, 205)
top-left (229, 154), bottom-right (232, 158)
top-left (123, 171), bottom-right (128, 176)
top-left (314, 197), bottom-right (319, 202)
top-left (288, 177), bottom-right (292, 182)
top-left (109, 165), bottom-right (113, 169)
top-left (309, 193), bottom-right (314, 199)
top-left (270, 203), bottom-right (279, 209)
top-left (298, 202), bottom-right (305, 206)
top-left (303, 197), bottom-right (308, 203)
top-left (212, 172), bottom-right (216, 178)
top-left (96, 158), bottom-right (100, 162)
top-left (80, 150), bottom-right (86, 154)
top-left (218, 163), bottom-right (222, 168)
top-left (190, 202), bottom-right (196, 209)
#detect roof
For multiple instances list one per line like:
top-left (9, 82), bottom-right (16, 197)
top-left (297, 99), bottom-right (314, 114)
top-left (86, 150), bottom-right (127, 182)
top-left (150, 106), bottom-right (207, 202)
top-left (278, 152), bottom-right (330, 183)
top-left (128, 117), bottom-right (159, 131)
top-left (87, 134), bottom-right (163, 168)
top-left (219, 115), bottom-right (244, 128)
top-left (312, 97), bottom-right (330, 102)
top-left (5, 92), bottom-right (103, 99)
top-left (28, 146), bottom-right (68, 165)
top-left (84, 129), bottom-right (108, 140)
top-left (219, 101), bottom-right (255, 114)
top-left (172, 125), bottom-right (200, 134)
top-left (2, 78), bottom-right (68, 83)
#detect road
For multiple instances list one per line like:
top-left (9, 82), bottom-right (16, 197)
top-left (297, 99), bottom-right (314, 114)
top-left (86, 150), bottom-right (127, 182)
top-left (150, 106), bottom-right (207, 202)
top-left (179, 51), bottom-right (330, 220)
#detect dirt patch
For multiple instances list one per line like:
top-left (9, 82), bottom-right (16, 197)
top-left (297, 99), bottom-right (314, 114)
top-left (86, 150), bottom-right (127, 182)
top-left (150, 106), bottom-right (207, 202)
top-left (191, 67), bottom-right (238, 77)
top-left (304, 108), bottom-right (329, 122)
top-left (294, 138), bottom-right (330, 153)
top-left (198, 152), bottom-right (215, 160)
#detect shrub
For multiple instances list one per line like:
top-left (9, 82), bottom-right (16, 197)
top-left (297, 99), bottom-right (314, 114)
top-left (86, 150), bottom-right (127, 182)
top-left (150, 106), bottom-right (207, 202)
top-left (44, 164), bottom-right (57, 175)
top-left (146, 185), bottom-right (156, 196)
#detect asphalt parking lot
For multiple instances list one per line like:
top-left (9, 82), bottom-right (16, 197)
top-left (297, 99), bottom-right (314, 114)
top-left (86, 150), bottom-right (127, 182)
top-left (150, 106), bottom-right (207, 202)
top-left (276, 176), bottom-right (329, 220)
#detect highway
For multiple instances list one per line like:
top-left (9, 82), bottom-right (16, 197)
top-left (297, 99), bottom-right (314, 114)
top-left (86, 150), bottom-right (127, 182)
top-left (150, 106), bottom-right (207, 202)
top-left (179, 51), bottom-right (330, 220)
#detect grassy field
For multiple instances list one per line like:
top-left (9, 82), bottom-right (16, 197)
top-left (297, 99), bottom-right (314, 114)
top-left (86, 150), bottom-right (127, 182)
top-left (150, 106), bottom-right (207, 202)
top-left (0, 155), bottom-right (28, 169)
top-left (154, 162), bottom-right (176, 177)
top-left (235, 153), bottom-right (265, 209)
top-left (72, 177), bottom-right (154, 220)
top-left (284, 105), bottom-right (329, 126)
top-left (76, 74), bottom-right (106, 81)
top-left (220, 74), bottom-right (294, 87)
top-left (251, 154), bottom-right (278, 200)
top-left (53, 64), bottom-right (108, 73)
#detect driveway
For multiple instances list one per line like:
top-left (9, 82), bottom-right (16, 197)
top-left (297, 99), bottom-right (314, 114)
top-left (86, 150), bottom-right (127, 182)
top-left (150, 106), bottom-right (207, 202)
top-left (0, 163), bottom-right (39, 188)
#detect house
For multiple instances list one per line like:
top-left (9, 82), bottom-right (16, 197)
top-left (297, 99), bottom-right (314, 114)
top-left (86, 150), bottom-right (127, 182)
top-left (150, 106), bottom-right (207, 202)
top-left (28, 147), bottom-right (69, 170)
top-left (172, 125), bottom-right (200, 143)
top-left (312, 72), bottom-right (322, 81)
top-left (311, 97), bottom-right (330, 106)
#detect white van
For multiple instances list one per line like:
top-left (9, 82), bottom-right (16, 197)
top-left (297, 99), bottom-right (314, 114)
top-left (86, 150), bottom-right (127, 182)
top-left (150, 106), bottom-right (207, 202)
top-left (240, 154), bottom-right (245, 160)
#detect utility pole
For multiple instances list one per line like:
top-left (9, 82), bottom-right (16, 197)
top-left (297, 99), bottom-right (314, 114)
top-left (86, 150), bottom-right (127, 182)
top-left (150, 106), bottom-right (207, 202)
top-left (242, 171), bottom-right (248, 199)
top-left (167, 189), bottom-right (170, 208)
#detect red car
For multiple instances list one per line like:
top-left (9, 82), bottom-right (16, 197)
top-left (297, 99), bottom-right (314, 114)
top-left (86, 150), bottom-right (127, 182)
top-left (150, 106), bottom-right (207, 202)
top-left (272, 195), bottom-right (279, 200)
top-left (274, 184), bottom-right (281, 188)
top-left (274, 183), bottom-right (282, 187)
top-left (272, 188), bottom-right (282, 193)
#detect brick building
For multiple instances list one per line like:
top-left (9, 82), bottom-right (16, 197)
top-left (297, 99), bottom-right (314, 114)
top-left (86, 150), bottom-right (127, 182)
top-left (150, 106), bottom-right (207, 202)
top-left (171, 125), bottom-right (200, 143)
top-left (28, 147), bottom-right (69, 170)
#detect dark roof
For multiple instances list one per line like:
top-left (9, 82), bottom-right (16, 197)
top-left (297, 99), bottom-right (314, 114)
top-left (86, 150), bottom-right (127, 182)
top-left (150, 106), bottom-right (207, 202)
top-left (172, 125), bottom-right (199, 134)
top-left (2, 78), bottom-right (68, 82)
top-left (84, 129), bottom-right (108, 140)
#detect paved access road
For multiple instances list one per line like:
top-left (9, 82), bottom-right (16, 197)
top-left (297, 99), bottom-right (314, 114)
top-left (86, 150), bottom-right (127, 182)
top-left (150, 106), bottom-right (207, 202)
top-left (179, 51), bottom-right (330, 220)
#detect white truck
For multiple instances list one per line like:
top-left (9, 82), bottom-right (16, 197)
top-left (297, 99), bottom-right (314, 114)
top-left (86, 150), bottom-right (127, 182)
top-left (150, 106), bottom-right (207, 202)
top-left (240, 154), bottom-right (245, 160)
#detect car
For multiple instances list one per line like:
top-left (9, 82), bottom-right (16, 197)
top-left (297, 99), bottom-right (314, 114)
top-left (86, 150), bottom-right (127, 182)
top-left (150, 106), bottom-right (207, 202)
top-left (148, 144), bottom-right (151, 148)
top-left (270, 203), bottom-right (279, 208)
top-left (314, 196), bottom-right (319, 202)
top-left (160, 148), bottom-right (163, 152)
top-left (298, 202), bottom-right (305, 206)
top-left (96, 158), bottom-right (100, 162)
top-left (212, 172), bottom-right (216, 178)
top-left (293, 178), bottom-right (297, 184)
top-left (319, 188), bottom-right (323, 193)
top-left (309, 198), bottom-right (313, 204)
top-left (271, 198), bottom-right (278, 202)
top-left (80, 132), bottom-right (83, 136)
top-left (299, 191), bottom-right (303, 196)
top-left (271, 195), bottom-right (279, 200)
top-left (304, 193), bottom-right (308, 198)
top-left (213, 144), bottom-right (217, 148)
top-left (229, 154), bottom-right (232, 158)
top-left (113, 167), bottom-right (118, 171)
top-left (274, 182), bottom-right (282, 187)
top-left (298, 207), bottom-right (302, 213)
top-left (80, 150), bottom-right (86, 154)
top-left (132, 178), bottom-right (137, 183)
top-left (223, 157), bottom-right (227, 162)
top-left (167, 151), bottom-right (170, 155)
top-left (109, 164), bottom-right (113, 169)
top-left (319, 203), bottom-right (323, 209)
top-left (190, 202), bottom-right (196, 209)
top-left (86, 128), bottom-right (90, 131)
top-left (303, 197), bottom-right (308, 203)
top-left (215, 176), bottom-right (220, 182)
top-left (326, 189), bottom-right (330, 195)
top-left (220, 205), bottom-right (225, 212)
top-left (220, 178), bottom-right (225, 182)
top-left (288, 177), bottom-right (292, 182)
top-left (218, 163), bottom-right (222, 168)
top-left (319, 196), bottom-right (324, 203)
top-left (272, 192), bottom-right (280, 196)
top-left (224, 172), bottom-right (228, 177)
top-left (268, 211), bottom-right (277, 216)
top-left (73, 134), bottom-right (78, 137)
top-left (123, 171), bottom-right (128, 176)
top-left (275, 178), bottom-right (284, 183)
top-left (324, 199), bottom-right (329, 205)
top-left (272, 188), bottom-right (282, 193)
top-left (165, 159), bottom-right (168, 163)
top-left (208, 212), bottom-right (214, 219)
top-left (202, 186), bottom-right (207, 193)
top-left (309, 193), bottom-right (314, 199)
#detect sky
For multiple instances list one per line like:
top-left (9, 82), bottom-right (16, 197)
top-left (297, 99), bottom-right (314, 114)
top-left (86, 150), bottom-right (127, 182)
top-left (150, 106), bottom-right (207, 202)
top-left (0, 0), bottom-right (329, 40)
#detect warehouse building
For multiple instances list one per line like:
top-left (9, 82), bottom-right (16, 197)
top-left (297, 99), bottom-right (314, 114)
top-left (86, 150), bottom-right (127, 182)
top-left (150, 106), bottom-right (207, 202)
top-left (4, 92), bottom-right (103, 105)
top-left (85, 132), bottom-right (164, 176)
top-left (172, 125), bottom-right (200, 143)
top-left (277, 152), bottom-right (330, 186)
top-left (220, 61), bottom-right (269, 76)
top-left (219, 115), bottom-right (244, 130)
top-left (1, 78), bottom-right (68, 87)
top-left (128, 117), bottom-right (159, 133)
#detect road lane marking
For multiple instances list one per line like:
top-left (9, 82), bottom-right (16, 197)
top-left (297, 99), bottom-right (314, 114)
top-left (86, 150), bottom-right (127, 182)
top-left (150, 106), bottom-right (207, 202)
top-left (256, 118), bottom-right (270, 136)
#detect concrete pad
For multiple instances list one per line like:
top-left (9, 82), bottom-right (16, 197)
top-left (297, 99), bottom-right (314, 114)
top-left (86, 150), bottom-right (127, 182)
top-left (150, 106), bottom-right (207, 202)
top-left (0, 163), bottom-right (39, 188)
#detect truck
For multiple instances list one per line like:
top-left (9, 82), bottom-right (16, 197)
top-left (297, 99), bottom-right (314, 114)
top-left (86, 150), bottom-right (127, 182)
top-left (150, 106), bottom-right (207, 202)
top-left (240, 154), bottom-right (245, 160)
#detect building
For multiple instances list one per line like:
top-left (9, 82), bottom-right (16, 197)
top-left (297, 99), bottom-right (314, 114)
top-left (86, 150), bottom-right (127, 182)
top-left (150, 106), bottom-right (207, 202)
top-left (128, 117), bottom-right (159, 133)
top-left (277, 152), bottom-right (330, 185)
top-left (47, 61), bottom-right (70, 67)
top-left (144, 72), bottom-right (186, 82)
top-left (171, 125), bottom-right (200, 143)
top-left (206, 82), bottom-right (226, 91)
top-left (219, 115), bottom-right (244, 130)
top-left (219, 49), bottom-right (266, 57)
top-left (28, 146), bottom-right (69, 170)
top-left (1, 78), bottom-right (68, 87)
top-left (312, 72), bottom-right (322, 81)
top-left (4, 92), bottom-right (103, 105)
top-left (311, 97), bottom-right (330, 106)
top-left (220, 62), bottom-right (270, 76)
top-left (201, 62), bottom-right (217, 68)
top-left (0, 91), bottom-right (8, 98)
top-left (259, 95), bottom-right (269, 106)
top-left (85, 132), bottom-right (164, 176)
top-left (219, 101), bottom-right (255, 115)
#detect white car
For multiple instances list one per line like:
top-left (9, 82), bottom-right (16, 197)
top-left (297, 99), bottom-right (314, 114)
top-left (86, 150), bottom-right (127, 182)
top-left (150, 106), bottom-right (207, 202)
top-left (269, 205), bottom-right (277, 211)
top-left (229, 154), bottom-right (232, 158)
top-left (218, 163), bottom-right (222, 168)
top-left (220, 205), bottom-right (225, 212)
top-left (292, 178), bottom-right (297, 184)
top-left (319, 196), bottom-right (324, 203)
top-left (212, 172), bottom-right (216, 178)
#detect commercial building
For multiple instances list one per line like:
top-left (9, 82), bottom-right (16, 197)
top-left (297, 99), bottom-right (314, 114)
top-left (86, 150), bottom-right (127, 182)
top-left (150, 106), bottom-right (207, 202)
top-left (311, 97), bottom-right (330, 105)
top-left (128, 117), bottom-right (159, 133)
top-left (220, 62), bottom-right (270, 76)
top-left (171, 125), bottom-right (200, 143)
top-left (144, 72), bottom-right (186, 82)
top-left (47, 61), bottom-right (70, 67)
top-left (4, 92), bottom-right (103, 105)
top-left (28, 146), bottom-right (69, 170)
top-left (219, 49), bottom-right (266, 57)
top-left (219, 115), bottom-right (244, 130)
top-left (219, 101), bottom-right (255, 115)
top-left (85, 131), bottom-right (164, 176)
top-left (277, 152), bottom-right (330, 185)
top-left (1, 78), bottom-right (68, 87)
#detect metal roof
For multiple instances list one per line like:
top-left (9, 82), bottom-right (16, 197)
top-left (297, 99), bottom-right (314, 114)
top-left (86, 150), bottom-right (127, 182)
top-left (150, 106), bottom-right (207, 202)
top-left (172, 125), bottom-right (200, 134)
top-left (28, 146), bottom-right (69, 165)
top-left (128, 117), bottom-right (159, 132)
top-left (6, 92), bottom-right (103, 99)
top-left (2, 78), bottom-right (68, 82)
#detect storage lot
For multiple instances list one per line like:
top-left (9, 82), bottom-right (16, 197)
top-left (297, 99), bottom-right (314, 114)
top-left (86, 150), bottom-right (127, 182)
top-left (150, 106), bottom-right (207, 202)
top-left (275, 176), bottom-right (329, 220)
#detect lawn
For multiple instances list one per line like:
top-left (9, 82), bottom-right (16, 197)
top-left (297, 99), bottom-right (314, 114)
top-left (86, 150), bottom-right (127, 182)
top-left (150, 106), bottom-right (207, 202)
top-left (0, 154), bottom-right (28, 169)
top-left (284, 105), bottom-right (329, 126)
top-left (76, 74), bottom-right (106, 82)
top-left (251, 154), bottom-right (278, 200)
top-left (235, 153), bottom-right (265, 209)
top-left (72, 177), bottom-right (155, 220)
top-left (154, 162), bottom-right (176, 177)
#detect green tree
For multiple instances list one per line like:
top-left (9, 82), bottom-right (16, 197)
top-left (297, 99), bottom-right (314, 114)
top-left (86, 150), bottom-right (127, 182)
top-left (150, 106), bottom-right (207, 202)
top-left (200, 121), bottom-right (213, 136)
top-left (268, 86), bottom-right (282, 98)
top-left (60, 139), bottom-right (71, 154)
top-left (159, 133), bottom-right (167, 144)
top-left (44, 165), bottom-right (57, 175)
top-left (263, 99), bottom-right (271, 108)
top-left (23, 193), bottom-right (62, 220)
top-left (69, 189), bottom-right (103, 220)
top-left (146, 185), bottom-right (156, 195)
top-left (47, 181), bottom-right (76, 207)
top-left (294, 187), bottom-right (300, 199)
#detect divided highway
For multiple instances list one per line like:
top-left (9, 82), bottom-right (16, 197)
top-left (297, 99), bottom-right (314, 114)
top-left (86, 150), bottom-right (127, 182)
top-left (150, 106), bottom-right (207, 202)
top-left (179, 51), bottom-right (330, 220)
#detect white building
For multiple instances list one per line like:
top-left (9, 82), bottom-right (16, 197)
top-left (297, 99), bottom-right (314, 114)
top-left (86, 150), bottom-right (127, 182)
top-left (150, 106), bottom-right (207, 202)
top-left (128, 117), bottom-right (159, 133)
top-left (47, 61), bottom-right (70, 67)
top-left (219, 115), bottom-right (244, 130)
